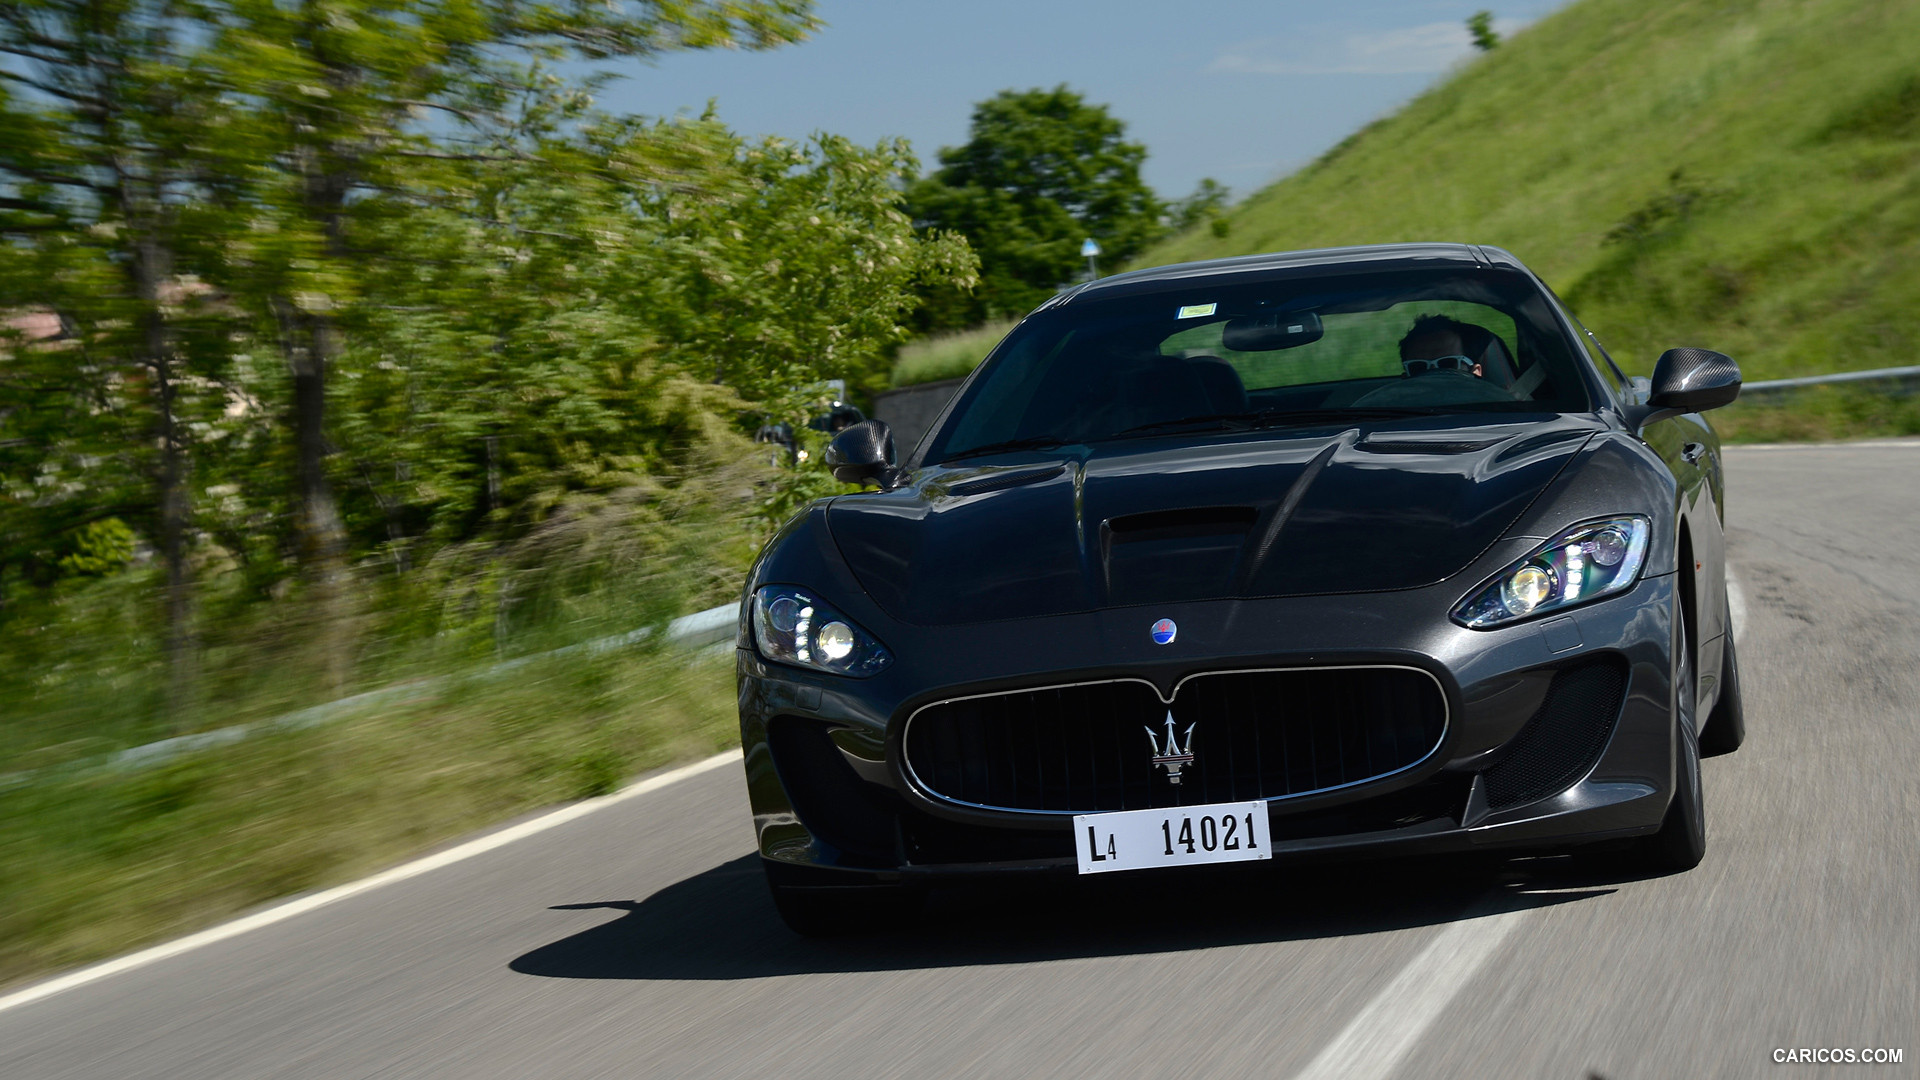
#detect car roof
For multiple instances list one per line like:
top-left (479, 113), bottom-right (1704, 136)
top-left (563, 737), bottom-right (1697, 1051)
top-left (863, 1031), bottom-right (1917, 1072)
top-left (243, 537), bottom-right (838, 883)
top-left (1043, 243), bottom-right (1530, 310)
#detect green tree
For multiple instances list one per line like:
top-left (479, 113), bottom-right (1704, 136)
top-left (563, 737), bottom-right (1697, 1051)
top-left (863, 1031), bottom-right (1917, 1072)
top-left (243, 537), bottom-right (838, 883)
top-left (1170, 177), bottom-right (1232, 238)
top-left (328, 113), bottom-right (973, 556)
top-left (191, 0), bottom-right (820, 689)
top-left (907, 85), bottom-right (1164, 328)
top-left (1468, 11), bottom-right (1501, 51)
top-left (0, 1), bottom-right (253, 713)
top-left (1, 0), bottom-right (983, 730)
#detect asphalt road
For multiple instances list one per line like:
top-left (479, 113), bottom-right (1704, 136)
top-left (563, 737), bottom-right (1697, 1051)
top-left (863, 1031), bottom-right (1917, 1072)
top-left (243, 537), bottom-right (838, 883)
top-left (2, 440), bottom-right (1916, 1079)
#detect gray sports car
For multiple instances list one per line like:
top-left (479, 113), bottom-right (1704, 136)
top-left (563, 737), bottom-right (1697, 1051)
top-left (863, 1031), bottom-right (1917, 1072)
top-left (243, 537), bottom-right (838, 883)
top-left (736, 243), bottom-right (1745, 935)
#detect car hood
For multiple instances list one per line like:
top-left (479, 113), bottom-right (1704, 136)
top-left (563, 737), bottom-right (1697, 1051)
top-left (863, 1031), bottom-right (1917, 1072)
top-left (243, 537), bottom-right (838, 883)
top-left (826, 415), bottom-right (1600, 625)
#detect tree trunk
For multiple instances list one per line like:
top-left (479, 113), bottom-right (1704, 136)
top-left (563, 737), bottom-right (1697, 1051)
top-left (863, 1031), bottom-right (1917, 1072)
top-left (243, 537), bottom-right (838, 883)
top-left (274, 295), bottom-right (352, 694)
top-left (132, 232), bottom-right (197, 724)
top-left (271, 1), bottom-right (364, 695)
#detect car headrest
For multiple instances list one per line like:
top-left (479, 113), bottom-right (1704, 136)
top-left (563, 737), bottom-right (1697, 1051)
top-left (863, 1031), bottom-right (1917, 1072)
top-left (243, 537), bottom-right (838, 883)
top-left (1117, 356), bottom-right (1213, 410)
top-left (1182, 355), bottom-right (1249, 414)
top-left (1459, 325), bottom-right (1519, 390)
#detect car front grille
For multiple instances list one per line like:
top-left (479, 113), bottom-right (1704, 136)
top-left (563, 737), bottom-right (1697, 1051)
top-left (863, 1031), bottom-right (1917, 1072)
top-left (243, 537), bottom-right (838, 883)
top-left (901, 667), bottom-right (1447, 815)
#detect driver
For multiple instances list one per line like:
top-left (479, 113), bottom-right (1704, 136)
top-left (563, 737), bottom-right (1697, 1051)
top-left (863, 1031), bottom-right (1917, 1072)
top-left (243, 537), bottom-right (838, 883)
top-left (1398, 314), bottom-right (1484, 378)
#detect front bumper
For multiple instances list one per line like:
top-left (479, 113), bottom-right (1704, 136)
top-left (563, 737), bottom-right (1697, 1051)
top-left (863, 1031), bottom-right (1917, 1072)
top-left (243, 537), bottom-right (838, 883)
top-left (738, 564), bottom-right (1679, 887)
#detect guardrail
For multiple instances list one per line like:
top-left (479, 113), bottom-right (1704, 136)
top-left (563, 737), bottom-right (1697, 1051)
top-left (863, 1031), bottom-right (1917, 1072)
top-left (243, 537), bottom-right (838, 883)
top-left (1, 601), bottom-right (743, 790)
top-left (1737, 365), bottom-right (1920, 398)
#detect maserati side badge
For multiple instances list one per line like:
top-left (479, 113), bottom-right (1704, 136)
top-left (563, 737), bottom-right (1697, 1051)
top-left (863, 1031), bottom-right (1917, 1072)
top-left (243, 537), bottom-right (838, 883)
top-left (1150, 617), bottom-right (1177, 645)
top-left (1146, 711), bottom-right (1196, 784)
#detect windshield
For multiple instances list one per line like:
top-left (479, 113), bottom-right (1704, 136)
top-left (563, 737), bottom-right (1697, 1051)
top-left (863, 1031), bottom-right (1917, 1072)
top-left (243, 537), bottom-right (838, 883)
top-left (922, 267), bottom-right (1595, 463)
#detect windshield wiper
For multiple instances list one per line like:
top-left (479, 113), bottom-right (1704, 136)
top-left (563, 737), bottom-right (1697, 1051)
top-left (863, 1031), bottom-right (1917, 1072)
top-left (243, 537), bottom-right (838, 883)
top-left (938, 435), bottom-right (1071, 462)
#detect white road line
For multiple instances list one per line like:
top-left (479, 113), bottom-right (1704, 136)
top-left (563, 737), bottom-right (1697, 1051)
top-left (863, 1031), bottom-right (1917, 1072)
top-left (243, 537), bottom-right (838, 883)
top-left (1287, 565), bottom-right (1750, 1080)
top-left (1287, 905), bottom-right (1528, 1080)
top-left (1727, 568), bottom-right (1747, 646)
top-left (0, 749), bottom-right (742, 1017)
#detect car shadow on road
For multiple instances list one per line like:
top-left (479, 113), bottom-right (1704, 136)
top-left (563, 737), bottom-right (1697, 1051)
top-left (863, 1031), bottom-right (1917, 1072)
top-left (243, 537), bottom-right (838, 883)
top-left (509, 852), bottom-right (1618, 981)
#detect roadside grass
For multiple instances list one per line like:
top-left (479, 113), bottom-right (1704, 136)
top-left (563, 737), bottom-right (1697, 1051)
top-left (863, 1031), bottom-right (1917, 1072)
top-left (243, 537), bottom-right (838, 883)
top-left (890, 319), bottom-right (1016, 387)
top-left (1138, 0), bottom-right (1920, 391)
top-left (0, 564), bottom-right (693, 777)
top-left (1715, 385), bottom-right (1920, 443)
top-left (0, 637), bottom-right (738, 991)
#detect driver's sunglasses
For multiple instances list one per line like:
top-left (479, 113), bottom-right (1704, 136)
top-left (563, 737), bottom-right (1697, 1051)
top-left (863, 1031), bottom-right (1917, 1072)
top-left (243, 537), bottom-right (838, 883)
top-left (1402, 354), bottom-right (1477, 375)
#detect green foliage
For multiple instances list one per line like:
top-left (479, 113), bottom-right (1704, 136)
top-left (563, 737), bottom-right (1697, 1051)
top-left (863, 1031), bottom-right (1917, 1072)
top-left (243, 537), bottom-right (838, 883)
top-left (54, 520), bottom-right (135, 578)
top-left (0, 0), bottom-right (984, 778)
top-left (564, 118), bottom-right (980, 403)
top-left (0, 0), bottom-right (977, 683)
top-left (0, 0), bottom-right (829, 595)
top-left (304, 114), bottom-right (972, 558)
top-left (890, 319), bottom-right (1019, 387)
top-left (907, 86), bottom-right (1164, 328)
top-left (1139, 0), bottom-right (1920, 406)
top-left (0, 568), bottom-right (169, 771)
top-left (1468, 11), bottom-right (1501, 51)
top-left (1170, 178), bottom-right (1233, 237)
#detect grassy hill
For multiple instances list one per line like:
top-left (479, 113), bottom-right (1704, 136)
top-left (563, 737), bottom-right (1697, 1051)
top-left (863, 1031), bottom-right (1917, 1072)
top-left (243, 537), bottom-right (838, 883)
top-left (1139, 0), bottom-right (1920, 433)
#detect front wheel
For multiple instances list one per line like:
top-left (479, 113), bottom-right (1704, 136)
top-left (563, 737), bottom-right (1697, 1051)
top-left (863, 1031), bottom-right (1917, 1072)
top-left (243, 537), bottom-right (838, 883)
top-left (1636, 643), bottom-right (1707, 872)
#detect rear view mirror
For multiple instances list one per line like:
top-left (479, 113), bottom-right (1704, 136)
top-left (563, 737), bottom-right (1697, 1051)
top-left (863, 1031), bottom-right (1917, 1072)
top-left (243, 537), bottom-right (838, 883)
top-left (1628, 348), bottom-right (1741, 429)
top-left (824, 419), bottom-right (905, 490)
top-left (1221, 311), bottom-right (1324, 352)
top-left (1648, 348), bottom-right (1741, 412)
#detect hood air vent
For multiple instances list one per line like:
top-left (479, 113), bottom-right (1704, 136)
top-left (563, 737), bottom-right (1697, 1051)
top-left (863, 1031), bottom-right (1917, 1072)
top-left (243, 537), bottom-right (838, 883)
top-left (1357, 437), bottom-right (1502, 455)
top-left (1102, 505), bottom-right (1258, 606)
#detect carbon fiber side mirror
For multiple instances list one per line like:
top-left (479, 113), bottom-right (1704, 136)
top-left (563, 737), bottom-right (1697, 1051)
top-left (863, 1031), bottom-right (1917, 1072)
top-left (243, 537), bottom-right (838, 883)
top-left (1648, 348), bottom-right (1742, 413)
top-left (824, 419), bottom-right (905, 490)
top-left (1628, 348), bottom-right (1741, 430)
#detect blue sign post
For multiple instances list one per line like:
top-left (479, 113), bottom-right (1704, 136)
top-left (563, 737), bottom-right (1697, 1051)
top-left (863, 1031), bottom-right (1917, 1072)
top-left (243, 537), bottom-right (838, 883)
top-left (1080, 237), bottom-right (1102, 281)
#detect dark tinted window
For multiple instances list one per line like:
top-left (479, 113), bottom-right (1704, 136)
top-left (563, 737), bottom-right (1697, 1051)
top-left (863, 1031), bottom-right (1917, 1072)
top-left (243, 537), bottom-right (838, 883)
top-left (925, 268), bottom-right (1594, 462)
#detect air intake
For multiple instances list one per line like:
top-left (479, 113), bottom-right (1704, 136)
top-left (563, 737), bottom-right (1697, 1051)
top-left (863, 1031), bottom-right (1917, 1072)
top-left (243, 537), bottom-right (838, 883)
top-left (1481, 656), bottom-right (1630, 810)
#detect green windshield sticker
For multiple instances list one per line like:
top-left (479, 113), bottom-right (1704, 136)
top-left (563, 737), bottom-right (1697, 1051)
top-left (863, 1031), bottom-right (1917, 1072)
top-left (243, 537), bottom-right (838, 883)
top-left (1177, 303), bottom-right (1217, 319)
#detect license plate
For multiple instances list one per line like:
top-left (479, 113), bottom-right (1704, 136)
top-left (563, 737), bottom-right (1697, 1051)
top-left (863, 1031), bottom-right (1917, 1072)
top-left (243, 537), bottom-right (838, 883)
top-left (1073, 800), bottom-right (1271, 875)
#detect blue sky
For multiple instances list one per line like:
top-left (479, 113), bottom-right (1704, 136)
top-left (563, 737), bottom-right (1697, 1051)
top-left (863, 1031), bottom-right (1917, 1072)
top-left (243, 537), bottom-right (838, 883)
top-left (592, 1), bottom-right (1568, 203)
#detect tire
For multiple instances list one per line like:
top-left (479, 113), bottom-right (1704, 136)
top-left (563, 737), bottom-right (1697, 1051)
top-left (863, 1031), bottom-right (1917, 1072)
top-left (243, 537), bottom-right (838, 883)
top-left (1637, 642), bottom-right (1706, 872)
top-left (1700, 611), bottom-right (1746, 757)
top-left (767, 879), bottom-right (925, 937)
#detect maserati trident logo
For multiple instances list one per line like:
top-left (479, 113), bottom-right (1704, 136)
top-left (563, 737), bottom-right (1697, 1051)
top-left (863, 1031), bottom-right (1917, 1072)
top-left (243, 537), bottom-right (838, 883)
top-left (1145, 710), bottom-right (1196, 784)
top-left (1151, 617), bottom-right (1177, 645)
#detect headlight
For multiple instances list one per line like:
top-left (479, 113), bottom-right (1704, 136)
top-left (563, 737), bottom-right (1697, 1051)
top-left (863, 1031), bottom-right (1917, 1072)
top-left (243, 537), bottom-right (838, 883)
top-left (1452, 517), bottom-right (1651, 629)
top-left (751, 585), bottom-right (893, 677)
